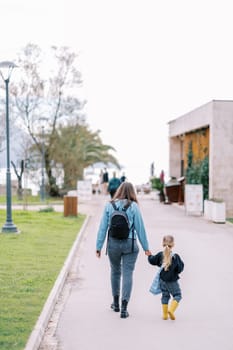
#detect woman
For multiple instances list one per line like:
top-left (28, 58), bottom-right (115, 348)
top-left (96, 182), bottom-right (151, 318)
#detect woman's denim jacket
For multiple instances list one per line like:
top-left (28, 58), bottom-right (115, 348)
top-left (96, 199), bottom-right (149, 251)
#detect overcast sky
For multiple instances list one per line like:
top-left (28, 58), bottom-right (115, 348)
top-left (1, 0), bottom-right (233, 184)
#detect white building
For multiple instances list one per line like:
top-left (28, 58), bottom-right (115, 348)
top-left (168, 100), bottom-right (233, 217)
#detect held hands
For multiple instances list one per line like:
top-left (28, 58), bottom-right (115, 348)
top-left (96, 249), bottom-right (151, 257)
top-left (145, 250), bottom-right (152, 256)
top-left (96, 250), bottom-right (101, 258)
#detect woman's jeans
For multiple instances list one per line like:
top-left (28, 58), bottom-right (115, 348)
top-left (160, 279), bottom-right (182, 304)
top-left (107, 237), bottom-right (139, 302)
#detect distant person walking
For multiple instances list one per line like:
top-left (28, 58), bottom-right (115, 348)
top-left (160, 169), bottom-right (165, 185)
top-left (120, 172), bottom-right (126, 183)
top-left (102, 168), bottom-right (109, 195)
top-left (108, 171), bottom-right (121, 198)
top-left (148, 235), bottom-right (184, 320)
top-left (99, 169), bottom-right (104, 194)
top-left (96, 182), bottom-right (151, 318)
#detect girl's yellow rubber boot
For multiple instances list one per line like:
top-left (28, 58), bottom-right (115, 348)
top-left (168, 300), bottom-right (179, 320)
top-left (162, 304), bottom-right (168, 320)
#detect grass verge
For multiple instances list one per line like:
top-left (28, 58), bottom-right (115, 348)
top-left (0, 195), bottom-right (63, 205)
top-left (0, 209), bottom-right (86, 350)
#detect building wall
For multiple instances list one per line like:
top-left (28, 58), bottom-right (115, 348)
top-left (169, 101), bottom-right (212, 178)
top-left (183, 127), bottom-right (209, 169)
top-left (169, 137), bottom-right (181, 178)
top-left (169, 101), bottom-right (212, 137)
top-left (210, 101), bottom-right (233, 215)
top-left (168, 100), bottom-right (233, 217)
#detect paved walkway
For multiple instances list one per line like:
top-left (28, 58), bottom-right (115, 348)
top-left (39, 193), bottom-right (233, 350)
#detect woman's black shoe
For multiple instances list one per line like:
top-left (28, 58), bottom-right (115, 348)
top-left (120, 300), bottom-right (129, 318)
top-left (111, 296), bottom-right (120, 312)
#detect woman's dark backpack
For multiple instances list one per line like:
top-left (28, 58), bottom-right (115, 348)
top-left (108, 201), bottom-right (131, 239)
top-left (106, 201), bottom-right (135, 254)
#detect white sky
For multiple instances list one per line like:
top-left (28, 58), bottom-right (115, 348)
top-left (1, 0), bottom-right (233, 184)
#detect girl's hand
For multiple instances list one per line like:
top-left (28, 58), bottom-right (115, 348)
top-left (145, 250), bottom-right (152, 256)
top-left (96, 250), bottom-right (101, 258)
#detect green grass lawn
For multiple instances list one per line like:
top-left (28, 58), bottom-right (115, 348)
top-left (0, 195), bottom-right (63, 205)
top-left (0, 209), bottom-right (86, 350)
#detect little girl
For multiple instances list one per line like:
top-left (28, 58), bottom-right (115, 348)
top-left (148, 235), bottom-right (184, 320)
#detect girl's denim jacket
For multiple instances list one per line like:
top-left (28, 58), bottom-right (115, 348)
top-left (96, 199), bottom-right (149, 251)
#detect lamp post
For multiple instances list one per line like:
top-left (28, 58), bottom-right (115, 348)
top-left (0, 61), bottom-right (18, 233)
top-left (40, 125), bottom-right (45, 201)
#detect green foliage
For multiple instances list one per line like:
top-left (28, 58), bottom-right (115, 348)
top-left (187, 141), bottom-right (193, 168)
top-left (150, 177), bottom-right (164, 191)
top-left (186, 155), bottom-right (209, 199)
top-left (12, 43), bottom-right (120, 196)
top-left (0, 209), bottom-right (86, 350)
top-left (0, 195), bottom-right (63, 205)
top-left (185, 140), bottom-right (209, 199)
top-left (38, 206), bottom-right (55, 212)
top-left (52, 123), bottom-right (120, 190)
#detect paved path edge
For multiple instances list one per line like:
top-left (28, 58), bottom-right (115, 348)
top-left (24, 215), bottom-right (90, 350)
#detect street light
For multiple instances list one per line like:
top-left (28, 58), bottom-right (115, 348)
top-left (40, 125), bottom-right (45, 201)
top-left (0, 61), bottom-right (18, 233)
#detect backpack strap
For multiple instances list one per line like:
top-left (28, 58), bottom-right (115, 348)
top-left (122, 201), bottom-right (134, 252)
top-left (111, 201), bottom-right (131, 212)
top-left (131, 223), bottom-right (135, 252)
top-left (123, 201), bottom-right (135, 252)
top-left (122, 201), bottom-right (131, 211)
top-left (111, 201), bottom-right (118, 210)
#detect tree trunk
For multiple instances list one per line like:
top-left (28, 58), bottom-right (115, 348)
top-left (11, 160), bottom-right (24, 201)
top-left (17, 179), bottom-right (23, 201)
top-left (44, 151), bottom-right (59, 197)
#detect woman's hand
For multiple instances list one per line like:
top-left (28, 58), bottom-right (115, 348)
top-left (96, 250), bottom-right (101, 258)
top-left (145, 250), bottom-right (152, 256)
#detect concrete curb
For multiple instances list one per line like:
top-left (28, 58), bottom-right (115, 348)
top-left (24, 215), bottom-right (90, 350)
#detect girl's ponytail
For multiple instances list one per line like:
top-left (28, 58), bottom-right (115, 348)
top-left (162, 235), bottom-right (174, 271)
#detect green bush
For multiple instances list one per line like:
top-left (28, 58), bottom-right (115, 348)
top-left (38, 206), bottom-right (55, 213)
top-left (150, 177), bottom-right (164, 191)
top-left (186, 156), bottom-right (209, 199)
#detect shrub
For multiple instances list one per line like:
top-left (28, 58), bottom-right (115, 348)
top-left (150, 177), bottom-right (164, 191)
top-left (38, 206), bottom-right (55, 213)
top-left (186, 156), bottom-right (209, 199)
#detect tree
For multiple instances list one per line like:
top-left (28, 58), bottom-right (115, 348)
top-left (11, 43), bottom-right (85, 195)
top-left (11, 43), bottom-right (120, 195)
top-left (51, 123), bottom-right (120, 190)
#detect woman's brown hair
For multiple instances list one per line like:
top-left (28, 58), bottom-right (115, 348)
top-left (112, 182), bottom-right (138, 203)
